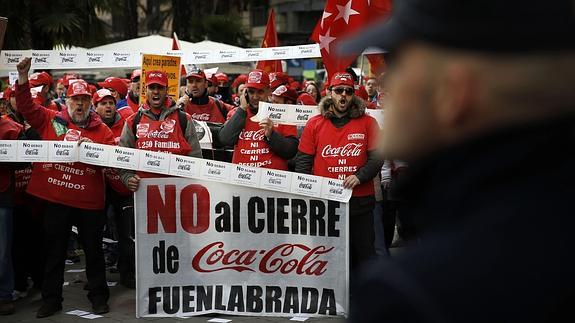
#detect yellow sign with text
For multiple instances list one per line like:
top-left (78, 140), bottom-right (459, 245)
top-left (139, 54), bottom-right (181, 105)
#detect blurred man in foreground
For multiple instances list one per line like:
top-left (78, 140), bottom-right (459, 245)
top-left (340, 0), bottom-right (575, 322)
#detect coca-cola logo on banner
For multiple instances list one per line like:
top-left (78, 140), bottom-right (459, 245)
top-left (321, 143), bottom-right (363, 158)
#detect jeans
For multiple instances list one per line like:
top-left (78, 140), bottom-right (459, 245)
top-left (0, 207), bottom-right (14, 301)
top-left (372, 201), bottom-right (389, 257)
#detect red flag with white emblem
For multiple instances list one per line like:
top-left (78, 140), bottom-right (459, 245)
top-left (311, 0), bottom-right (392, 80)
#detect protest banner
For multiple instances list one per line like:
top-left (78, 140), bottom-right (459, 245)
top-left (251, 102), bottom-right (320, 126)
top-left (140, 54), bottom-right (181, 104)
top-left (134, 177), bottom-right (349, 318)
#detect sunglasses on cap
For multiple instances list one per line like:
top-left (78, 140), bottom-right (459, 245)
top-left (332, 87), bottom-right (354, 95)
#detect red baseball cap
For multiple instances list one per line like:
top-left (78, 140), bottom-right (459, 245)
top-left (272, 85), bottom-right (298, 102)
top-left (145, 70), bottom-right (168, 87)
top-left (92, 89), bottom-right (116, 105)
top-left (232, 74), bottom-right (248, 90)
top-left (186, 66), bottom-right (206, 80)
top-left (98, 77), bottom-right (128, 97)
top-left (269, 72), bottom-right (289, 89)
top-left (206, 73), bottom-right (218, 86)
top-left (246, 70), bottom-right (270, 90)
top-left (215, 72), bottom-right (229, 85)
top-left (297, 92), bottom-right (318, 106)
top-left (330, 72), bottom-right (355, 89)
top-left (29, 72), bottom-right (53, 88)
top-left (130, 69), bottom-right (142, 81)
top-left (67, 80), bottom-right (91, 98)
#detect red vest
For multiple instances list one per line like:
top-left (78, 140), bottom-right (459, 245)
top-left (298, 114), bottom-right (378, 197)
top-left (126, 111), bottom-right (192, 178)
top-left (231, 108), bottom-right (297, 170)
top-left (184, 97), bottom-right (227, 124)
top-left (0, 118), bottom-right (23, 192)
top-left (26, 109), bottom-right (115, 210)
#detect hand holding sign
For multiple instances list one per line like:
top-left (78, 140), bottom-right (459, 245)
top-left (259, 118), bottom-right (274, 138)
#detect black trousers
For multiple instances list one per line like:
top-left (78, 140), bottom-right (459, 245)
top-left (42, 202), bottom-right (109, 305)
top-left (12, 194), bottom-right (45, 291)
top-left (349, 195), bottom-right (376, 270)
top-left (106, 189), bottom-right (135, 280)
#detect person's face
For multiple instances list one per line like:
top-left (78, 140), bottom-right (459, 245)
top-left (106, 87), bottom-right (121, 100)
top-left (95, 97), bottom-right (117, 122)
top-left (55, 83), bottom-right (66, 97)
top-left (130, 78), bottom-right (140, 95)
top-left (0, 100), bottom-right (9, 115)
top-left (246, 86), bottom-right (270, 111)
top-left (305, 84), bottom-right (318, 99)
top-left (207, 82), bottom-right (217, 95)
top-left (330, 86), bottom-right (355, 116)
top-left (67, 95), bottom-right (92, 124)
top-left (146, 84), bottom-right (167, 109)
top-left (381, 44), bottom-right (440, 160)
top-left (186, 78), bottom-right (207, 97)
top-left (271, 95), bottom-right (287, 104)
top-left (365, 79), bottom-right (378, 96)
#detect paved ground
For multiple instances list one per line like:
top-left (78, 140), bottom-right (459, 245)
top-left (4, 259), bottom-right (347, 323)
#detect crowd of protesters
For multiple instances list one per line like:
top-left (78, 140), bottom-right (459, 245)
top-left (0, 56), bottom-right (407, 318)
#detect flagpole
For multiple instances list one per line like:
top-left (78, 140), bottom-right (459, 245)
top-left (359, 54), bottom-right (365, 85)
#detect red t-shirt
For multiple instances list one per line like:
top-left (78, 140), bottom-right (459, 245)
top-left (230, 108), bottom-right (297, 170)
top-left (298, 114), bottom-right (379, 197)
top-left (184, 97), bottom-right (232, 124)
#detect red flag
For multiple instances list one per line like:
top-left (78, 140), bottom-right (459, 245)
top-left (311, 0), bottom-right (392, 80)
top-left (366, 53), bottom-right (386, 76)
top-left (256, 9), bottom-right (283, 73)
top-left (172, 32), bottom-right (187, 76)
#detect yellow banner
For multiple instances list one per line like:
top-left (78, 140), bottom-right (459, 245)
top-left (139, 54), bottom-right (181, 105)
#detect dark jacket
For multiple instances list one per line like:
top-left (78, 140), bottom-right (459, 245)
top-left (351, 116), bottom-right (575, 323)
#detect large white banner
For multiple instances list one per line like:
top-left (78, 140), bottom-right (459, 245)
top-left (135, 178), bottom-right (349, 318)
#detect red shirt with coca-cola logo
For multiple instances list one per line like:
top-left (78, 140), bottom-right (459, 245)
top-left (184, 97), bottom-right (230, 124)
top-left (124, 110), bottom-right (192, 178)
top-left (231, 108), bottom-right (297, 170)
top-left (16, 81), bottom-right (115, 210)
top-left (298, 114), bottom-right (379, 196)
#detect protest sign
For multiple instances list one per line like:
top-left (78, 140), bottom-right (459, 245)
top-left (140, 54), bottom-right (182, 104)
top-left (134, 177), bottom-right (349, 318)
top-left (251, 102), bottom-right (320, 126)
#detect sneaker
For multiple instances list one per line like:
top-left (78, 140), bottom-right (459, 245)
top-left (12, 290), bottom-right (28, 301)
top-left (91, 302), bottom-right (109, 315)
top-left (0, 300), bottom-right (15, 315)
top-left (36, 302), bottom-right (62, 318)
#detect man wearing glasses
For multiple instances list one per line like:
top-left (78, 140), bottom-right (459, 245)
top-left (295, 72), bottom-right (383, 270)
top-left (219, 70), bottom-right (298, 170)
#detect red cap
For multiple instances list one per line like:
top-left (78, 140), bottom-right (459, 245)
top-left (59, 74), bottom-right (79, 87)
top-left (130, 69), bottom-right (142, 81)
top-left (232, 74), bottom-right (248, 90)
top-left (289, 81), bottom-right (301, 91)
top-left (206, 73), bottom-right (218, 86)
top-left (92, 89), bottom-right (116, 105)
top-left (29, 72), bottom-right (53, 88)
top-left (145, 70), bottom-right (168, 87)
top-left (98, 77), bottom-right (128, 97)
top-left (186, 66), bottom-right (206, 80)
top-left (297, 93), bottom-right (317, 106)
top-left (215, 72), bottom-right (229, 85)
top-left (269, 72), bottom-right (289, 89)
top-left (67, 80), bottom-right (91, 98)
top-left (330, 72), bottom-right (355, 88)
top-left (272, 85), bottom-right (298, 103)
top-left (246, 70), bottom-right (270, 90)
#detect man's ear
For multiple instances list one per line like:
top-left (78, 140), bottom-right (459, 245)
top-left (434, 63), bottom-right (477, 128)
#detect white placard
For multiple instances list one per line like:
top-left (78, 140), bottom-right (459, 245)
top-left (31, 51), bottom-right (55, 68)
top-left (321, 178), bottom-right (353, 203)
top-left (290, 173), bottom-right (322, 198)
top-left (365, 108), bottom-right (384, 129)
top-left (168, 155), bottom-right (200, 178)
top-left (230, 164), bottom-right (261, 188)
top-left (48, 141), bottom-right (78, 163)
top-left (78, 143), bottom-right (109, 166)
top-left (16, 141), bottom-right (48, 162)
top-left (0, 141), bottom-right (18, 162)
top-left (252, 102), bottom-right (320, 126)
top-left (139, 151), bottom-right (171, 175)
top-left (108, 146), bottom-right (140, 170)
top-left (199, 159), bottom-right (231, 183)
top-left (259, 168), bottom-right (292, 192)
